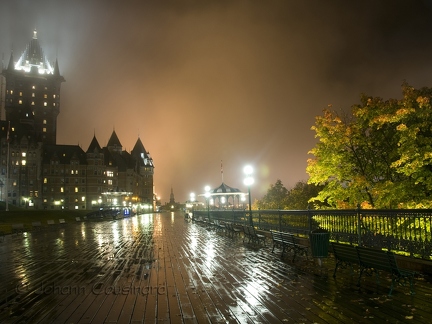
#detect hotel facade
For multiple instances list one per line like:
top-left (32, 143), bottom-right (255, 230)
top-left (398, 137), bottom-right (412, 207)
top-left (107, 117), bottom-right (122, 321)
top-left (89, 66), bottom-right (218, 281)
top-left (0, 31), bottom-right (155, 211)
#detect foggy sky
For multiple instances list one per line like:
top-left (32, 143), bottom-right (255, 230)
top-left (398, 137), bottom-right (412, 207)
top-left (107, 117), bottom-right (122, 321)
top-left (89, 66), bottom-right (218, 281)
top-left (2, 0), bottom-right (432, 203)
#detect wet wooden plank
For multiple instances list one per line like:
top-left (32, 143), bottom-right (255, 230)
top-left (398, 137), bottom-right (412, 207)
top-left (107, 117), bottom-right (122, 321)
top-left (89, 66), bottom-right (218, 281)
top-left (1, 212), bottom-right (431, 323)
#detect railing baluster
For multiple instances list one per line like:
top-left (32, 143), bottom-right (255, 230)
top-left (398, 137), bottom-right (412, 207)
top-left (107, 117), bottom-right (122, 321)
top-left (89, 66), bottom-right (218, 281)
top-left (191, 208), bottom-right (432, 259)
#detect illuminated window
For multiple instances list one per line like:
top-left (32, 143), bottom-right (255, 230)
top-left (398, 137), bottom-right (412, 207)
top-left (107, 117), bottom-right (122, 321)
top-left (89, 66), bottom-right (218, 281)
top-left (107, 171), bottom-right (114, 177)
top-left (43, 128), bottom-right (46, 133)
top-left (108, 180), bottom-right (113, 185)
top-left (32, 85), bottom-right (36, 89)
top-left (53, 94), bottom-right (56, 99)
top-left (32, 93), bottom-right (35, 97)
top-left (44, 94), bottom-right (47, 98)
top-left (22, 152), bottom-right (26, 157)
top-left (75, 187), bottom-right (78, 193)
top-left (10, 90), bottom-right (13, 95)
top-left (21, 160), bottom-right (26, 166)
top-left (60, 187), bottom-right (64, 193)
top-left (19, 100), bottom-right (22, 105)
top-left (44, 178), bottom-right (47, 184)
top-left (31, 102), bottom-right (35, 106)
top-left (53, 103), bottom-right (56, 107)
top-left (43, 120), bottom-right (47, 124)
top-left (19, 91), bottom-right (23, 96)
top-left (44, 102), bottom-right (47, 107)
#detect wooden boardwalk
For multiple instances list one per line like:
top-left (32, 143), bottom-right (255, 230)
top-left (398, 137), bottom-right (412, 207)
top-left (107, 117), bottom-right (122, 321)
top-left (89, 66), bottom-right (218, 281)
top-left (0, 212), bottom-right (431, 323)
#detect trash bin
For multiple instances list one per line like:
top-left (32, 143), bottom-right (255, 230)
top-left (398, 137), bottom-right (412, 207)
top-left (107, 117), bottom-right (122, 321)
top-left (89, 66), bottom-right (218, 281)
top-left (309, 228), bottom-right (330, 258)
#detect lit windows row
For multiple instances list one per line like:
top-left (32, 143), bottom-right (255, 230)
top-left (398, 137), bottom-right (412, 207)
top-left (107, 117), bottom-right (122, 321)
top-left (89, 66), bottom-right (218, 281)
top-left (9, 152), bottom-right (35, 158)
top-left (43, 178), bottom-right (86, 184)
top-left (60, 187), bottom-right (83, 193)
top-left (43, 168), bottom-right (86, 174)
top-left (7, 88), bottom-right (57, 98)
top-left (17, 99), bottom-right (57, 107)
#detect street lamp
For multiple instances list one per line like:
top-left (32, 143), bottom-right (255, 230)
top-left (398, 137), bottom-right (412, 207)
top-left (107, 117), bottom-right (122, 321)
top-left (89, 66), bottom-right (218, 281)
top-left (243, 165), bottom-right (254, 226)
top-left (190, 192), bottom-right (195, 218)
top-left (204, 185), bottom-right (211, 222)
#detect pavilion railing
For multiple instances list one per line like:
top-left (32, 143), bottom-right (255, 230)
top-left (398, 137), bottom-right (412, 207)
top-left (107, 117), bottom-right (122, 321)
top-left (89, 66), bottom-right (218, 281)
top-left (192, 208), bottom-right (432, 259)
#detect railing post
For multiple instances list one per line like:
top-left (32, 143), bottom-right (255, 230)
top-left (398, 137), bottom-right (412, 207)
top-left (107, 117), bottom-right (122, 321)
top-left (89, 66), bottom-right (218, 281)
top-left (258, 208), bottom-right (261, 228)
top-left (278, 209), bottom-right (282, 231)
top-left (357, 204), bottom-right (362, 246)
top-left (307, 204), bottom-right (312, 233)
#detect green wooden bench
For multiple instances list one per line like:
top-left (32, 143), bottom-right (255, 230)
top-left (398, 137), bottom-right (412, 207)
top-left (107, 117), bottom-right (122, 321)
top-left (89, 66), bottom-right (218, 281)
top-left (356, 246), bottom-right (416, 296)
top-left (331, 242), bottom-right (359, 277)
top-left (225, 222), bottom-right (242, 238)
top-left (271, 230), bottom-right (308, 262)
top-left (242, 226), bottom-right (266, 245)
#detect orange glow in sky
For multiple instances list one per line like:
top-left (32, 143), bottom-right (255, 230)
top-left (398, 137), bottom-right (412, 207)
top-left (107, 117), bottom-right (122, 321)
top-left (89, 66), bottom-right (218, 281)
top-left (2, 1), bottom-right (432, 203)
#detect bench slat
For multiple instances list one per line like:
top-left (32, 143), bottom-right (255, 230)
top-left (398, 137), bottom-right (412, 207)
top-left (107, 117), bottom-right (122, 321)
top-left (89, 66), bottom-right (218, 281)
top-left (331, 242), bottom-right (358, 278)
top-left (243, 226), bottom-right (266, 246)
top-left (331, 243), bottom-right (416, 295)
top-left (271, 230), bottom-right (308, 262)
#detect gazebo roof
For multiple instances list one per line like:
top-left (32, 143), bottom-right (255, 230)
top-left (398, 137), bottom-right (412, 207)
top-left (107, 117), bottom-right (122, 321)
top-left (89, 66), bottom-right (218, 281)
top-left (206, 182), bottom-right (246, 196)
top-left (212, 182), bottom-right (241, 194)
top-left (197, 182), bottom-right (247, 199)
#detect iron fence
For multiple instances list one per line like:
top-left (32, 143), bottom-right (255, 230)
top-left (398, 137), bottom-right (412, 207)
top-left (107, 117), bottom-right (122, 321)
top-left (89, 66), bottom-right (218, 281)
top-left (192, 208), bottom-right (432, 259)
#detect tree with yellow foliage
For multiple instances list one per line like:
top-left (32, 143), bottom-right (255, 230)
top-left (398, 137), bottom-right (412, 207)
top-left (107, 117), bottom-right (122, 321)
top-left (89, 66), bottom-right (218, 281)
top-left (307, 83), bottom-right (432, 209)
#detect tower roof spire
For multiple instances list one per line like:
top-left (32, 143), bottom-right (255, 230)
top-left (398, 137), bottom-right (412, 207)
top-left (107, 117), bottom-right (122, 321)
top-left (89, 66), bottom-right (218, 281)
top-left (107, 130), bottom-right (122, 153)
top-left (14, 30), bottom-right (54, 74)
top-left (7, 52), bottom-right (14, 71)
top-left (54, 58), bottom-right (61, 76)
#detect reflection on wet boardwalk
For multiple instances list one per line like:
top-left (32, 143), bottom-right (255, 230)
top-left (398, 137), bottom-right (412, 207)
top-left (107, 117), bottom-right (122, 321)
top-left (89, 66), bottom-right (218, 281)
top-left (0, 212), bottom-right (431, 323)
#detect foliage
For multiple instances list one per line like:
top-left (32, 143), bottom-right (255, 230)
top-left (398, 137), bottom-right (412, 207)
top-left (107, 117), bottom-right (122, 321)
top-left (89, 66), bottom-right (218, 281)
top-left (285, 181), bottom-right (325, 209)
top-left (256, 180), bottom-right (324, 210)
top-left (307, 83), bottom-right (432, 209)
top-left (257, 179), bottom-right (288, 209)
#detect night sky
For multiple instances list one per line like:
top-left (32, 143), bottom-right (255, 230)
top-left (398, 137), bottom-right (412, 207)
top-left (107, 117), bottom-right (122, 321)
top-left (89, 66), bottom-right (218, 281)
top-left (2, 0), bottom-right (432, 204)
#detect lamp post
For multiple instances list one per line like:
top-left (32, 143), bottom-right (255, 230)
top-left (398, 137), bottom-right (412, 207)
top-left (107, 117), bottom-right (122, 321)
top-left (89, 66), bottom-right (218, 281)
top-left (204, 185), bottom-right (211, 222)
top-left (243, 165), bottom-right (254, 226)
top-left (190, 192), bottom-right (195, 218)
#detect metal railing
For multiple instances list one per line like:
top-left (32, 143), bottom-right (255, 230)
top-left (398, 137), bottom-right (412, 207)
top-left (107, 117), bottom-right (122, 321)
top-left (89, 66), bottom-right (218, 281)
top-left (192, 208), bottom-right (432, 259)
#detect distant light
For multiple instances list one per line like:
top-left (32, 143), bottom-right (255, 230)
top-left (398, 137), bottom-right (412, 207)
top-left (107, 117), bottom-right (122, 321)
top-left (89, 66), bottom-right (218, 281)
top-left (244, 176), bottom-right (254, 186)
top-left (204, 185), bottom-right (211, 198)
top-left (243, 165), bottom-right (253, 176)
top-left (243, 165), bottom-right (254, 186)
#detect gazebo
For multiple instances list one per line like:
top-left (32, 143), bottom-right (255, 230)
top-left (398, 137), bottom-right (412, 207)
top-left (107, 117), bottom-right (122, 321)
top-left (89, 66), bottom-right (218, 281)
top-left (201, 182), bottom-right (248, 209)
